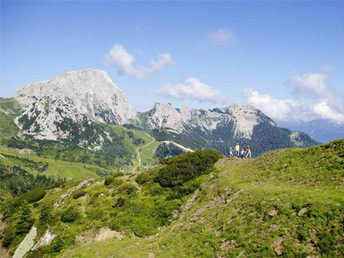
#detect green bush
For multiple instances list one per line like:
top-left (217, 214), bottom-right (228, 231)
top-left (154, 150), bottom-right (221, 188)
top-left (16, 205), bottom-right (35, 235)
top-left (154, 143), bottom-right (185, 160)
top-left (20, 188), bottom-right (46, 204)
top-left (60, 208), bottom-right (80, 223)
top-left (51, 236), bottom-right (64, 253)
top-left (2, 225), bottom-right (16, 247)
top-left (104, 177), bottom-right (114, 186)
top-left (72, 190), bottom-right (87, 199)
top-left (113, 172), bottom-right (124, 178)
top-left (87, 208), bottom-right (105, 220)
top-left (109, 216), bottom-right (132, 231)
top-left (118, 183), bottom-right (137, 196)
top-left (135, 168), bottom-right (157, 185)
top-left (39, 205), bottom-right (52, 225)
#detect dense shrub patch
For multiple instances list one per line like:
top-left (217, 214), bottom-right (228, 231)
top-left (72, 190), bottom-right (87, 199)
top-left (60, 208), bottom-right (80, 223)
top-left (154, 150), bottom-right (221, 187)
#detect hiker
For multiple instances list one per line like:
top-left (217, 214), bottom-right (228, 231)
top-left (234, 143), bottom-right (240, 157)
top-left (229, 147), bottom-right (233, 157)
top-left (240, 149), bottom-right (245, 158)
top-left (245, 146), bottom-right (252, 158)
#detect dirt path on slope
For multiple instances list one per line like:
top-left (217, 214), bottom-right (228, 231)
top-left (162, 140), bottom-right (194, 152)
top-left (132, 133), bottom-right (156, 172)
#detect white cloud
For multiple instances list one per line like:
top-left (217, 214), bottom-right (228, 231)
top-left (244, 70), bottom-right (344, 125)
top-left (243, 88), bottom-right (313, 122)
top-left (208, 29), bottom-right (237, 45)
top-left (199, 29), bottom-right (237, 48)
top-left (313, 99), bottom-right (344, 124)
top-left (286, 71), bottom-right (329, 97)
top-left (105, 43), bottom-right (173, 79)
top-left (157, 77), bottom-right (225, 103)
top-left (283, 70), bottom-right (344, 124)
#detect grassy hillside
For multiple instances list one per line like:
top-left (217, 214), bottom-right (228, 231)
top-left (1, 140), bottom-right (343, 257)
top-left (1, 124), bottom-right (169, 174)
top-left (0, 150), bottom-right (221, 257)
top-left (0, 145), bottom-right (117, 201)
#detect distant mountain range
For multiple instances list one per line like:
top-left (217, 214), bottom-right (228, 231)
top-left (1, 69), bottom-right (319, 165)
top-left (279, 119), bottom-right (344, 144)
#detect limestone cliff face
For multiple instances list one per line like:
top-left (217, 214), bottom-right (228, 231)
top-left (12, 69), bottom-right (276, 141)
top-left (15, 69), bottom-right (137, 125)
top-left (14, 69), bottom-right (137, 139)
top-left (142, 102), bottom-right (271, 139)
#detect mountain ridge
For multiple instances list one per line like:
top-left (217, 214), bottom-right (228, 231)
top-left (3, 69), bottom-right (319, 161)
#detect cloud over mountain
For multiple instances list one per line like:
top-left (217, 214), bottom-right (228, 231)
top-left (244, 71), bottom-right (344, 125)
top-left (243, 89), bottom-right (313, 122)
top-left (157, 77), bottom-right (225, 103)
top-left (286, 71), bottom-right (329, 97)
top-left (105, 43), bottom-right (173, 79)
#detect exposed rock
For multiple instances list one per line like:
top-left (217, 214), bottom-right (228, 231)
top-left (298, 207), bottom-right (308, 216)
top-left (32, 228), bottom-right (56, 250)
top-left (95, 227), bottom-right (124, 241)
top-left (144, 102), bottom-right (187, 133)
top-left (267, 224), bottom-right (281, 233)
top-left (15, 149), bottom-right (33, 155)
top-left (273, 238), bottom-right (284, 256)
top-left (308, 228), bottom-right (318, 243)
top-left (13, 226), bottom-right (37, 258)
top-left (11, 69), bottom-right (316, 152)
top-left (221, 240), bottom-right (236, 250)
top-left (142, 102), bottom-right (262, 139)
top-left (54, 179), bottom-right (94, 208)
top-left (14, 69), bottom-right (137, 139)
top-left (269, 209), bottom-right (278, 217)
top-left (75, 227), bottom-right (124, 243)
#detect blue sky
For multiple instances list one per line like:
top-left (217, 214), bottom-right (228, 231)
top-left (1, 1), bottom-right (344, 124)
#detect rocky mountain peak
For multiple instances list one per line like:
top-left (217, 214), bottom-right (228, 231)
top-left (14, 69), bottom-right (137, 125)
top-left (147, 102), bottom-right (186, 133)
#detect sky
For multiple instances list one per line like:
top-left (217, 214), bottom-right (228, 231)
top-left (1, 1), bottom-right (344, 125)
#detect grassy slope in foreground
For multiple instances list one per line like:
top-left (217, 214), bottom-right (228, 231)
top-left (0, 150), bottom-right (221, 257)
top-left (61, 139), bottom-right (344, 257)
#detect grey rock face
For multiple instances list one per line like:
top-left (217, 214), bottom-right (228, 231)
top-left (142, 102), bottom-right (266, 139)
top-left (15, 69), bottom-right (137, 125)
top-left (14, 69), bottom-right (137, 139)
top-left (12, 69), bottom-right (275, 141)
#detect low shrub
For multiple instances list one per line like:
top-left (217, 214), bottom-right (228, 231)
top-left (154, 150), bottom-right (221, 188)
top-left (11, 188), bottom-right (47, 207)
top-left (72, 190), bottom-right (86, 199)
top-left (135, 169), bottom-right (156, 185)
top-left (24, 188), bottom-right (46, 203)
top-left (113, 172), bottom-right (124, 178)
top-left (2, 225), bottom-right (16, 247)
top-left (39, 204), bottom-right (52, 225)
top-left (104, 177), bottom-right (114, 186)
top-left (118, 183), bottom-right (137, 196)
top-left (60, 208), bottom-right (79, 223)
